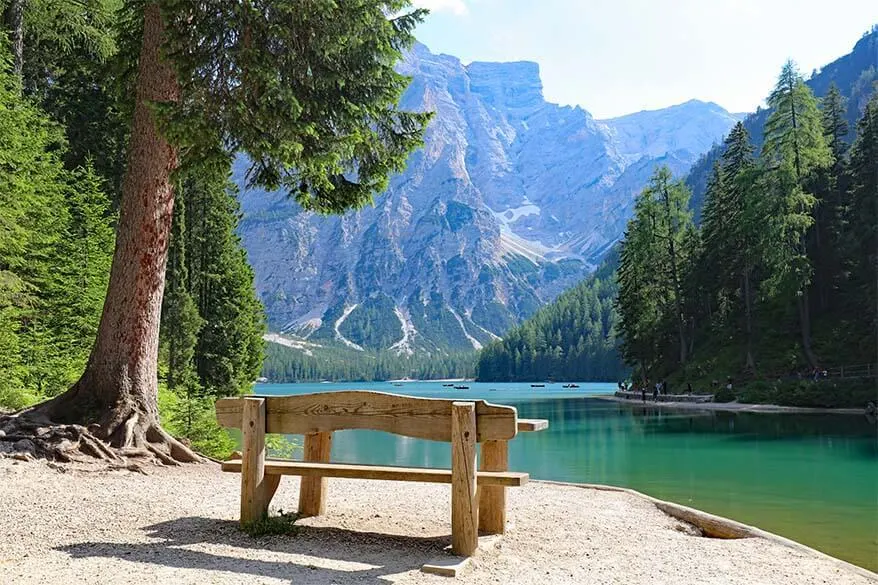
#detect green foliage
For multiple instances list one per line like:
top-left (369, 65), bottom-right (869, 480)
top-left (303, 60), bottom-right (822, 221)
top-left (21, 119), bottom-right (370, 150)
top-left (614, 61), bottom-right (876, 408)
top-left (158, 160), bottom-right (265, 453)
top-left (154, 0), bottom-right (432, 213)
top-left (616, 166), bottom-right (696, 379)
top-left (157, 384), bottom-right (235, 459)
top-left (338, 295), bottom-right (401, 351)
top-left (733, 379), bottom-right (876, 409)
top-left (0, 43), bottom-right (114, 409)
top-left (242, 510), bottom-right (300, 537)
top-left (477, 250), bottom-right (626, 382)
top-left (712, 387), bottom-right (736, 403)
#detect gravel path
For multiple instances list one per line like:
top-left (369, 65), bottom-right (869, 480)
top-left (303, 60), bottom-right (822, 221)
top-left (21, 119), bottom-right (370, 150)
top-left (0, 458), bottom-right (874, 584)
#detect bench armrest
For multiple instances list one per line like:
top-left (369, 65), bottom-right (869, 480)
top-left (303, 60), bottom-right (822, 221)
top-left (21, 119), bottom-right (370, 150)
top-left (517, 419), bottom-right (548, 432)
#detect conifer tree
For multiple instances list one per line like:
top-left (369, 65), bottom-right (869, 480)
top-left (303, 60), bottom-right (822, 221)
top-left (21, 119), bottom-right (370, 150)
top-left (6, 1), bottom-right (431, 463)
top-left (761, 60), bottom-right (830, 367)
top-left (815, 84), bottom-right (850, 306)
top-left (843, 93), bottom-right (878, 345)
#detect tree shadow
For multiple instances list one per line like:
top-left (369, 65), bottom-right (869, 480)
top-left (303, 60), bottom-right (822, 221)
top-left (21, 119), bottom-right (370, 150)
top-left (57, 516), bottom-right (450, 584)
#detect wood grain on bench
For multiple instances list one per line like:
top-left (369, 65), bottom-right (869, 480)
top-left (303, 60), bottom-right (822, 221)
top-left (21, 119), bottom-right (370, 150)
top-left (517, 419), bottom-right (549, 432)
top-left (221, 459), bottom-right (529, 486)
top-left (216, 391), bottom-right (518, 442)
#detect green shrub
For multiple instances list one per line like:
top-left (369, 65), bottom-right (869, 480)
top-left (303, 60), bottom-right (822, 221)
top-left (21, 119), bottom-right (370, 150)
top-left (773, 379), bottom-right (876, 409)
top-left (712, 387), bottom-right (736, 403)
top-left (0, 384), bottom-right (40, 411)
top-left (158, 386), bottom-right (236, 459)
top-left (243, 510), bottom-right (300, 537)
top-left (739, 380), bottom-right (776, 404)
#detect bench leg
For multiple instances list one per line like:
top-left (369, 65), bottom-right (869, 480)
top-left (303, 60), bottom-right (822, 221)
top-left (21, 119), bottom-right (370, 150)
top-left (298, 431), bottom-right (332, 517)
top-left (240, 397), bottom-right (268, 526)
top-left (265, 474), bottom-right (281, 506)
top-left (478, 440), bottom-right (508, 535)
top-left (451, 402), bottom-right (478, 556)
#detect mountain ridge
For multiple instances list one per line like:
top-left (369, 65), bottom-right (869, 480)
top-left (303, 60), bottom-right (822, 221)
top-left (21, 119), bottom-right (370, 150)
top-left (237, 43), bottom-right (742, 354)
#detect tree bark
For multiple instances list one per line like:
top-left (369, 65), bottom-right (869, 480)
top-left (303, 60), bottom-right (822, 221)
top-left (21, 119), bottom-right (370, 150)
top-left (4, 0), bottom-right (24, 77)
top-left (660, 184), bottom-right (688, 365)
top-left (742, 270), bottom-right (756, 371)
top-left (798, 289), bottom-right (818, 369)
top-left (8, 3), bottom-right (200, 464)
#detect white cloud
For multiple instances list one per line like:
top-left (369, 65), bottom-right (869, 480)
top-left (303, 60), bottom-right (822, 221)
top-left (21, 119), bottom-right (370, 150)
top-left (413, 0), bottom-right (468, 16)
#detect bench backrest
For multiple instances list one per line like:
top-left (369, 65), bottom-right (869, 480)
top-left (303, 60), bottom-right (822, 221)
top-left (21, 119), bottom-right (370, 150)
top-left (216, 390), bottom-right (518, 442)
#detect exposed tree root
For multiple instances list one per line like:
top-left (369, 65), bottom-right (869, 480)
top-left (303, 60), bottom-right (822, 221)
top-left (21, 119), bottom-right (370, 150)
top-left (0, 406), bottom-right (203, 467)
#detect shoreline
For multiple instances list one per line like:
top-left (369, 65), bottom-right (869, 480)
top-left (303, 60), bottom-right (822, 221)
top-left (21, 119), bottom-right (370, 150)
top-left (2, 459), bottom-right (875, 584)
top-left (535, 479), bottom-right (878, 582)
top-left (595, 394), bottom-right (867, 415)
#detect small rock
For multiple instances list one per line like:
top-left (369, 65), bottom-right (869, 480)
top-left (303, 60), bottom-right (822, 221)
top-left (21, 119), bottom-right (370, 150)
top-left (13, 439), bottom-right (35, 454)
top-left (0, 429), bottom-right (6, 438)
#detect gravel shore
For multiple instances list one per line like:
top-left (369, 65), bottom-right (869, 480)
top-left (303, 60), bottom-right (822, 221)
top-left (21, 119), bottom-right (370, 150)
top-left (1, 458), bottom-right (874, 584)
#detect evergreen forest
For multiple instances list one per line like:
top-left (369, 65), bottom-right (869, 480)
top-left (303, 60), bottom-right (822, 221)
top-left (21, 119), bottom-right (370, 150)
top-left (613, 64), bottom-right (876, 406)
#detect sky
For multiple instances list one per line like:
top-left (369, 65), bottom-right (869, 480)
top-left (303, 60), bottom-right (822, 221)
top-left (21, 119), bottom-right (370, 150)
top-left (410, 0), bottom-right (878, 119)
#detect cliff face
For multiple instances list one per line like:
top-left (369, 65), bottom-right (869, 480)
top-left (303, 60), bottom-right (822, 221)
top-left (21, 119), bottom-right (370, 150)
top-left (237, 43), bottom-right (740, 353)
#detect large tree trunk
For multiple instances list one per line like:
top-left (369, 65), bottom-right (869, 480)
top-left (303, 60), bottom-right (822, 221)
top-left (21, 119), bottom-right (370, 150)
top-left (1, 4), bottom-right (199, 464)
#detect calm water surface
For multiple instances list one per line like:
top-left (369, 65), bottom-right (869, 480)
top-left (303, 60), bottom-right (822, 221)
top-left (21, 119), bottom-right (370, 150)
top-left (254, 381), bottom-right (878, 571)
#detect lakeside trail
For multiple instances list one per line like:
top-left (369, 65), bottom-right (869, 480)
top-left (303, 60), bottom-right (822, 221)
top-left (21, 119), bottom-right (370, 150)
top-left (595, 394), bottom-right (869, 415)
top-left (1, 459), bottom-right (875, 584)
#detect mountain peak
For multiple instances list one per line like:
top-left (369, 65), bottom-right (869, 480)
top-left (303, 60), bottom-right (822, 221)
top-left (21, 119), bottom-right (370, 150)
top-left (465, 60), bottom-right (544, 108)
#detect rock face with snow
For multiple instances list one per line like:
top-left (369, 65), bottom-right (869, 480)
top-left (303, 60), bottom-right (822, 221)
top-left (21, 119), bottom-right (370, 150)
top-left (236, 43), bottom-right (741, 353)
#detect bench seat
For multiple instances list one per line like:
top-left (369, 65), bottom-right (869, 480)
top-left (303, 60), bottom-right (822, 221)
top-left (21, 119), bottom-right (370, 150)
top-left (221, 459), bottom-right (529, 486)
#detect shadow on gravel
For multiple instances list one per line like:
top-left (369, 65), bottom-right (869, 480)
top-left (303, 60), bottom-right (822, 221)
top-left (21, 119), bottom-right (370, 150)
top-left (57, 516), bottom-right (449, 583)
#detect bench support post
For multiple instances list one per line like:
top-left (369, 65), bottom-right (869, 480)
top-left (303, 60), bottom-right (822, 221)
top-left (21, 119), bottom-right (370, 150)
top-left (478, 440), bottom-right (508, 534)
top-left (451, 402), bottom-right (478, 556)
top-left (298, 431), bottom-right (333, 517)
top-left (240, 396), bottom-right (268, 526)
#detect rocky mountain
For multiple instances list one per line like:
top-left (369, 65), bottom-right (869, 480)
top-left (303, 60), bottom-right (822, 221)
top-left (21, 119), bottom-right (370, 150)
top-left (236, 43), bottom-right (741, 354)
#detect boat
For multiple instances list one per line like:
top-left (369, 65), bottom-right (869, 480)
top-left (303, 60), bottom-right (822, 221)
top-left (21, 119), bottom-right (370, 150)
top-left (563, 383), bottom-right (580, 389)
top-left (454, 385), bottom-right (470, 390)
top-left (530, 384), bottom-right (545, 388)
top-left (442, 383), bottom-right (455, 387)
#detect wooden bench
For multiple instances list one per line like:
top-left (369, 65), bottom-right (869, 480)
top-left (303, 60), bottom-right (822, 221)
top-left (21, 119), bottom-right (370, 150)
top-left (216, 390), bottom-right (548, 556)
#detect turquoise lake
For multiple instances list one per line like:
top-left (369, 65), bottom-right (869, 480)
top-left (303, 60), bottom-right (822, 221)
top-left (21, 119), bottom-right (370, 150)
top-left (253, 381), bottom-right (878, 572)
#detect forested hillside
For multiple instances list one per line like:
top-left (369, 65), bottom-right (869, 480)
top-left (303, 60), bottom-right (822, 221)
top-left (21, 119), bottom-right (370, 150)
top-left (615, 61), bottom-right (877, 406)
top-left (476, 252), bottom-right (626, 382)
top-left (262, 341), bottom-right (474, 383)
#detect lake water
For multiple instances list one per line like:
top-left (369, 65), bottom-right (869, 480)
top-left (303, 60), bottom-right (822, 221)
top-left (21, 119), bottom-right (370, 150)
top-left (253, 381), bottom-right (878, 572)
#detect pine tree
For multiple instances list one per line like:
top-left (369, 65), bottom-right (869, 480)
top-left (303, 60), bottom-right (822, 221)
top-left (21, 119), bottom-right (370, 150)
top-left (815, 84), bottom-right (850, 308)
top-left (175, 162), bottom-right (264, 398)
top-left (761, 60), bottom-right (830, 367)
top-left (843, 93), bottom-right (878, 348)
top-left (10, 1), bottom-right (431, 463)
